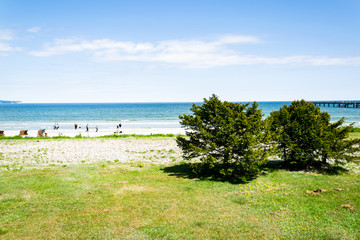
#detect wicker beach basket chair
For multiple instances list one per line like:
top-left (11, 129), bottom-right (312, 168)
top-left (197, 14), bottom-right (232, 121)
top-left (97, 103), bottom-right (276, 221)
top-left (37, 129), bottom-right (46, 137)
top-left (19, 130), bottom-right (28, 136)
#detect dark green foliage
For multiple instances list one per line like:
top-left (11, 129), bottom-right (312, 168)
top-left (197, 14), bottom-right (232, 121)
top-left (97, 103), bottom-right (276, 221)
top-left (268, 100), bottom-right (360, 168)
top-left (177, 94), bottom-right (270, 181)
top-left (320, 118), bottom-right (360, 165)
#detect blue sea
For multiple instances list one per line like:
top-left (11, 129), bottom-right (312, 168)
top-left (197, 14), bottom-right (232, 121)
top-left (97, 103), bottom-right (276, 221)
top-left (0, 102), bottom-right (360, 131)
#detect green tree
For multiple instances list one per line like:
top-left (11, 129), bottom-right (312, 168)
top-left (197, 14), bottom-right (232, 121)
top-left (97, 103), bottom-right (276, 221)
top-left (320, 118), bottom-right (360, 165)
top-left (176, 94), bottom-right (270, 181)
top-left (268, 100), bottom-right (360, 168)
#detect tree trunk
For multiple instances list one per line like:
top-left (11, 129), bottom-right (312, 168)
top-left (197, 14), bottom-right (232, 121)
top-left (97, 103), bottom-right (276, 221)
top-left (322, 152), bottom-right (328, 163)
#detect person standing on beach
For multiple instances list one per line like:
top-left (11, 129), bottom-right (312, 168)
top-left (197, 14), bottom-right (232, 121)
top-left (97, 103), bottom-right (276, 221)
top-left (75, 123), bottom-right (78, 130)
top-left (86, 124), bottom-right (89, 132)
top-left (79, 123), bottom-right (81, 129)
top-left (96, 124), bottom-right (98, 132)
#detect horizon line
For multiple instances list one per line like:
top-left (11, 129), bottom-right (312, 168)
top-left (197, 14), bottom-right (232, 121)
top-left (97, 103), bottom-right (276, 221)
top-left (5, 99), bottom-right (360, 104)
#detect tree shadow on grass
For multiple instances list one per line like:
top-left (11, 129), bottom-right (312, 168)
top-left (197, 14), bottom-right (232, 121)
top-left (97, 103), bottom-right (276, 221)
top-left (260, 160), bottom-right (283, 172)
top-left (162, 163), bottom-right (255, 184)
top-left (261, 160), bottom-right (349, 175)
top-left (310, 163), bottom-right (349, 175)
top-left (162, 160), bottom-right (350, 185)
top-left (161, 163), bottom-right (197, 180)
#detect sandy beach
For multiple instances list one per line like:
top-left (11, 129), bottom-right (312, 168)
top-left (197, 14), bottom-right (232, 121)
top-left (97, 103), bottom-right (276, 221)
top-left (2, 128), bottom-right (186, 138)
top-left (0, 137), bottom-right (183, 170)
top-left (0, 127), bottom-right (187, 170)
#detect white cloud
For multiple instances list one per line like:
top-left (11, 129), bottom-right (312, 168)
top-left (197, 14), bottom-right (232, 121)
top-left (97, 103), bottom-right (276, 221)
top-left (27, 27), bottom-right (41, 33)
top-left (0, 29), bottom-right (13, 41)
top-left (28, 35), bottom-right (360, 68)
top-left (0, 29), bottom-right (21, 55)
top-left (215, 35), bottom-right (261, 45)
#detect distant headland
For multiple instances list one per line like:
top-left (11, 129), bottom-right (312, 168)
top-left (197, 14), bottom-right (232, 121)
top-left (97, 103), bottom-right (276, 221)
top-left (0, 100), bottom-right (21, 104)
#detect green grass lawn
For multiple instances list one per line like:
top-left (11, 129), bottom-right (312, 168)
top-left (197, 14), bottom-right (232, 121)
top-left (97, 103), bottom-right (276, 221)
top-left (1, 161), bottom-right (359, 239)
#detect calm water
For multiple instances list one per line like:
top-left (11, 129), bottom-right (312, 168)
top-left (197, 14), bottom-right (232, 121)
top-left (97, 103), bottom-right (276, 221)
top-left (0, 102), bottom-right (359, 130)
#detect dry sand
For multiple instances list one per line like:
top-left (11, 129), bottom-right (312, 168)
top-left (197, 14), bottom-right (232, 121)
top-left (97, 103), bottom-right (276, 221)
top-left (0, 137), bottom-right (184, 170)
top-left (4, 128), bottom-right (186, 137)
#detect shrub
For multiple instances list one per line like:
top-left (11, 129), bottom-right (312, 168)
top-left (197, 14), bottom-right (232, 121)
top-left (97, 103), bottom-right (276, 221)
top-left (268, 100), bottom-right (360, 168)
top-left (176, 94), bottom-right (271, 181)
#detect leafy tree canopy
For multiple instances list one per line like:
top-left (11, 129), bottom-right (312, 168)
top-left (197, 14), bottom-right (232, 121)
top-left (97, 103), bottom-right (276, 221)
top-left (268, 100), bottom-right (360, 168)
top-left (177, 94), bottom-right (271, 181)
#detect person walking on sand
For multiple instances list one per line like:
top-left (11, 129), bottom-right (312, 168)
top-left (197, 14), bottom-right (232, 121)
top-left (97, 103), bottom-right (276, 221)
top-left (96, 124), bottom-right (98, 132)
top-left (86, 124), bottom-right (89, 132)
top-left (74, 123), bottom-right (78, 130)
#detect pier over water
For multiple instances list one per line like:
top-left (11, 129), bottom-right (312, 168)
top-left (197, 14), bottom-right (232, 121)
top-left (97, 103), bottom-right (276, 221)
top-left (311, 101), bottom-right (360, 108)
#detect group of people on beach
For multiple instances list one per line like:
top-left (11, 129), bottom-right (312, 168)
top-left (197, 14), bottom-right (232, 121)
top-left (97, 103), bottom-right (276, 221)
top-left (73, 123), bottom-right (123, 132)
top-left (53, 123), bottom-right (122, 133)
top-left (53, 123), bottom-right (60, 130)
top-left (74, 123), bottom-right (96, 132)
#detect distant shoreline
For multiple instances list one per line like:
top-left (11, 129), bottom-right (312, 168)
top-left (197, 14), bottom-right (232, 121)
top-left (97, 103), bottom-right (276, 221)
top-left (0, 100), bottom-right (21, 104)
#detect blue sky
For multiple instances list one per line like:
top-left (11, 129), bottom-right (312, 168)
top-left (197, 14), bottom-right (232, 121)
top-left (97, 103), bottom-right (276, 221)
top-left (0, 0), bottom-right (359, 103)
